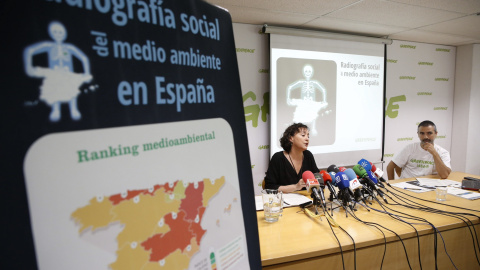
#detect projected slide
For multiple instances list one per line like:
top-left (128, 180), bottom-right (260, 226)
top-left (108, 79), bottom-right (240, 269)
top-left (270, 34), bottom-right (384, 168)
top-left (276, 58), bottom-right (336, 144)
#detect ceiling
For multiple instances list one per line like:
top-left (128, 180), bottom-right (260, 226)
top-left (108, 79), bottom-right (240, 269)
top-left (204, 0), bottom-right (480, 46)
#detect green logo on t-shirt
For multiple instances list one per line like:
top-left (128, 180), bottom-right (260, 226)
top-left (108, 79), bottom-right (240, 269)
top-left (410, 158), bottom-right (434, 168)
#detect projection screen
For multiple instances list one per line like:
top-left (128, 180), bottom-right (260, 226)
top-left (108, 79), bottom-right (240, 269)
top-left (269, 30), bottom-right (386, 169)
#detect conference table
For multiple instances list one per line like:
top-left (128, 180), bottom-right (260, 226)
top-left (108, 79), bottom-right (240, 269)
top-left (257, 172), bottom-right (480, 269)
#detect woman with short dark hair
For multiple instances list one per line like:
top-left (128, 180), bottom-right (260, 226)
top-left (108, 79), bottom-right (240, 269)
top-left (264, 123), bottom-right (319, 193)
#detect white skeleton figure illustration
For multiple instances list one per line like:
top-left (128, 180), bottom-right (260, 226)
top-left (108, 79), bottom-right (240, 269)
top-left (286, 65), bottom-right (328, 135)
top-left (24, 21), bottom-right (92, 122)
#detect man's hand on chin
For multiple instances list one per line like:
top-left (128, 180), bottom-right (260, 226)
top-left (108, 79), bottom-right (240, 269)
top-left (421, 141), bottom-right (435, 154)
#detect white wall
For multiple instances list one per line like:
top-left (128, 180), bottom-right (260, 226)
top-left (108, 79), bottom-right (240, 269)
top-left (384, 41), bottom-right (456, 179)
top-left (232, 24), bottom-right (270, 195)
top-left (452, 44), bottom-right (480, 175)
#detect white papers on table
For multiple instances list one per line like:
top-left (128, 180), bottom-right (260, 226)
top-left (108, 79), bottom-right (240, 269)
top-left (445, 187), bottom-right (480, 200)
top-left (415, 178), bottom-right (461, 188)
top-left (391, 179), bottom-right (480, 200)
top-left (283, 193), bottom-right (313, 207)
top-left (255, 193), bottom-right (312, 211)
top-left (391, 182), bottom-right (431, 193)
top-left (392, 178), bottom-right (461, 193)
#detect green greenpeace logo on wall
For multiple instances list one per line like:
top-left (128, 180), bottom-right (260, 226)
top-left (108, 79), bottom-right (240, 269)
top-left (258, 69), bottom-right (269, 74)
top-left (385, 95), bottom-right (406, 118)
top-left (355, 138), bottom-right (376, 142)
top-left (236, 48), bottom-right (255, 53)
top-left (435, 78), bottom-right (449, 81)
top-left (436, 48), bottom-right (451, 52)
top-left (397, 137), bottom-right (413, 141)
top-left (400, 44), bottom-right (416, 49)
top-left (417, 92), bottom-right (432, 96)
top-left (434, 107), bottom-right (448, 110)
top-left (258, 145), bottom-right (269, 150)
top-left (418, 62), bottom-right (433, 66)
top-left (387, 59), bottom-right (398, 63)
top-left (243, 91), bottom-right (269, 127)
top-left (399, 76), bottom-right (416, 80)
top-left (384, 154), bottom-right (394, 158)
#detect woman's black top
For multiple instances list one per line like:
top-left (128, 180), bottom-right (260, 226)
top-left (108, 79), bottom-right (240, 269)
top-left (264, 150), bottom-right (319, 190)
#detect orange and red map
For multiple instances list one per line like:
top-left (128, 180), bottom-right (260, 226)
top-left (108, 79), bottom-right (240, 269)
top-left (72, 176), bottom-right (225, 270)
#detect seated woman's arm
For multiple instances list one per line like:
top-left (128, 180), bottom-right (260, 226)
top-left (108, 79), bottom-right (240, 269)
top-left (277, 179), bottom-right (305, 193)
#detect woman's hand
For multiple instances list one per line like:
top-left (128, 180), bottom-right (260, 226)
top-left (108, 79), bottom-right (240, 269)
top-left (277, 179), bottom-right (306, 193)
top-left (295, 178), bottom-right (306, 191)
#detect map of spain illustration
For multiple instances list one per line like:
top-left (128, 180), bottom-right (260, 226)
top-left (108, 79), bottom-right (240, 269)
top-left (71, 176), bottom-right (225, 270)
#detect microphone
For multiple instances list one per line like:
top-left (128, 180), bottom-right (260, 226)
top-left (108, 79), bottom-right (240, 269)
top-left (353, 164), bottom-right (373, 184)
top-left (371, 163), bottom-right (389, 185)
top-left (314, 172), bottom-right (327, 208)
top-left (334, 172), bottom-right (350, 190)
top-left (358, 158), bottom-right (372, 171)
top-left (320, 170), bottom-right (338, 201)
top-left (353, 164), bottom-right (388, 203)
top-left (344, 168), bottom-right (371, 207)
top-left (366, 169), bottom-right (385, 189)
top-left (327, 164), bottom-right (340, 187)
top-left (302, 171), bottom-right (325, 209)
top-left (353, 165), bottom-right (382, 191)
top-left (327, 164), bottom-right (340, 173)
top-left (314, 172), bottom-right (325, 188)
top-left (334, 171), bottom-right (354, 207)
top-left (366, 171), bottom-right (387, 200)
top-left (358, 159), bottom-right (388, 183)
top-left (358, 159), bottom-right (386, 189)
top-left (329, 172), bottom-right (338, 187)
top-left (344, 169), bottom-right (362, 192)
top-left (366, 170), bottom-right (378, 184)
top-left (338, 166), bottom-right (347, 172)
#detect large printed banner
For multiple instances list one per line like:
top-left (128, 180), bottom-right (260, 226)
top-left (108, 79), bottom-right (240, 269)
top-left (1, 1), bottom-right (260, 269)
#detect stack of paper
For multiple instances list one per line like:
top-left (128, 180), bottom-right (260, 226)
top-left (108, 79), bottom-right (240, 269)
top-left (255, 193), bottom-right (312, 211)
top-left (391, 178), bottom-right (480, 200)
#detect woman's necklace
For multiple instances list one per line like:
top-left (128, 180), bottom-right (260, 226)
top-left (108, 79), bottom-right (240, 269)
top-left (288, 153), bottom-right (303, 175)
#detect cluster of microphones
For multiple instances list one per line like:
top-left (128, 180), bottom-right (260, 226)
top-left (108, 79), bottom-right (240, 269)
top-left (302, 159), bottom-right (390, 213)
top-left (301, 159), bottom-right (478, 270)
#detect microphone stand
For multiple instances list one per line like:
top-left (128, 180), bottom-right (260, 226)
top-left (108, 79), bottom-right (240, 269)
top-left (338, 189), bottom-right (352, 217)
top-left (310, 192), bottom-right (320, 215)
